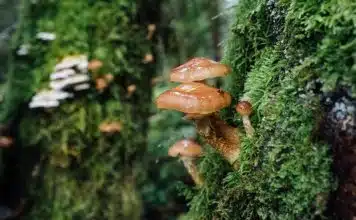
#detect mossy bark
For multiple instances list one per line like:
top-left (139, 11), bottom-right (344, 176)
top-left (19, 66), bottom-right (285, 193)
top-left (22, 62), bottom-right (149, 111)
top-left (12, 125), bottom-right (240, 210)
top-left (183, 0), bottom-right (356, 219)
top-left (0, 0), bottom-right (158, 219)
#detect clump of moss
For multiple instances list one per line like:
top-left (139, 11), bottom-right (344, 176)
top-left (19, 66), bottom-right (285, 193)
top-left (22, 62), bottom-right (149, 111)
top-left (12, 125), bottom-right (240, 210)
top-left (184, 0), bottom-right (355, 219)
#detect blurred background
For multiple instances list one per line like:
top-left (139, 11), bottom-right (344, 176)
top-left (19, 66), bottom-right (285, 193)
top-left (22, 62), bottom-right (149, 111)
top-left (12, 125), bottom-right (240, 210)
top-left (0, 0), bottom-right (237, 219)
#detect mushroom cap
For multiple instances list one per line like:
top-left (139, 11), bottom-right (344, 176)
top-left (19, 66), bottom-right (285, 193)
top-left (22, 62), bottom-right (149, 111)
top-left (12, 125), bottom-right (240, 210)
top-left (88, 59), bottom-right (103, 71)
top-left (168, 139), bottom-right (202, 157)
top-left (236, 101), bottom-right (253, 116)
top-left (170, 57), bottom-right (231, 82)
top-left (0, 136), bottom-right (13, 148)
top-left (156, 82), bottom-right (231, 114)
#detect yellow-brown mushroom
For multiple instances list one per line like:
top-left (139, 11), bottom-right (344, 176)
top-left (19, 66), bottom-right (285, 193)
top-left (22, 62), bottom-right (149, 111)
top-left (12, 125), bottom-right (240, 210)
top-left (168, 139), bottom-right (203, 186)
top-left (236, 100), bottom-right (254, 138)
top-left (88, 59), bottom-right (103, 72)
top-left (95, 78), bottom-right (108, 92)
top-left (143, 53), bottom-right (154, 64)
top-left (127, 84), bottom-right (137, 97)
top-left (156, 82), bottom-right (240, 165)
top-left (146, 24), bottom-right (156, 40)
top-left (99, 121), bottom-right (122, 134)
top-left (0, 136), bottom-right (13, 148)
top-left (169, 57), bottom-right (231, 83)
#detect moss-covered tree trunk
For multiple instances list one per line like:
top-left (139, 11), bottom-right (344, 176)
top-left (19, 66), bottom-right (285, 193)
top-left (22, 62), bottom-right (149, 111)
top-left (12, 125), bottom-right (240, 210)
top-left (0, 0), bottom-right (158, 219)
top-left (181, 0), bottom-right (356, 219)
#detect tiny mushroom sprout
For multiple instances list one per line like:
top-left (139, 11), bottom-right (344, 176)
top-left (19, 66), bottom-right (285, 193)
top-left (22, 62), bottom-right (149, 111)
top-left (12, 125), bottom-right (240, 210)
top-left (147, 24), bottom-right (156, 40)
top-left (0, 136), bottom-right (13, 148)
top-left (99, 121), bottom-right (122, 134)
top-left (127, 84), bottom-right (137, 97)
top-left (168, 139), bottom-right (204, 186)
top-left (143, 53), bottom-right (154, 64)
top-left (156, 82), bottom-right (241, 165)
top-left (170, 57), bottom-right (231, 83)
top-left (236, 100), bottom-right (254, 138)
top-left (88, 59), bottom-right (103, 72)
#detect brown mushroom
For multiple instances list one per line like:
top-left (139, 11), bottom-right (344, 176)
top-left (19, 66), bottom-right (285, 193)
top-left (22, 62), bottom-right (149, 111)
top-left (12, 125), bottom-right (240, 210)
top-left (168, 139), bottom-right (203, 186)
top-left (156, 82), bottom-right (240, 165)
top-left (88, 59), bottom-right (103, 72)
top-left (127, 84), bottom-right (137, 97)
top-left (99, 121), bottom-right (122, 134)
top-left (143, 53), bottom-right (154, 64)
top-left (104, 74), bottom-right (114, 82)
top-left (170, 57), bottom-right (231, 83)
top-left (146, 24), bottom-right (156, 40)
top-left (0, 136), bottom-right (13, 148)
top-left (236, 100), bottom-right (254, 138)
top-left (156, 82), bottom-right (231, 115)
top-left (95, 78), bottom-right (108, 92)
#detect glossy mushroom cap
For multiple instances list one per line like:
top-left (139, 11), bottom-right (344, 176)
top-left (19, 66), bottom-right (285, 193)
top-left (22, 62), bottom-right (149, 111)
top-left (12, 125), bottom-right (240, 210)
top-left (236, 101), bottom-right (253, 116)
top-left (168, 139), bottom-right (202, 157)
top-left (170, 57), bottom-right (231, 83)
top-left (156, 82), bottom-right (231, 114)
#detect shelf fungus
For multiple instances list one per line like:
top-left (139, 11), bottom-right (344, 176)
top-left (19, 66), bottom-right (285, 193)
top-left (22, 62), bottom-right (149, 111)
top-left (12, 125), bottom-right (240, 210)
top-left (156, 82), bottom-right (240, 165)
top-left (236, 100), bottom-right (254, 138)
top-left (54, 55), bottom-right (88, 72)
top-left (168, 139), bottom-right (204, 186)
top-left (170, 57), bottom-right (231, 83)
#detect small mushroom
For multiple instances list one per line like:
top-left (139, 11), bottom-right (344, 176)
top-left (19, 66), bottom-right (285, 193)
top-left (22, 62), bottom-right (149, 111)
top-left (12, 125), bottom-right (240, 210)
top-left (88, 59), bottom-right (103, 72)
top-left (169, 57), bottom-right (231, 83)
top-left (146, 24), bottom-right (156, 40)
top-left (156, 82), bottom-right (240, 165)
top-left (236, 101), bottom-right (254, 138)
top-left (99, 121), bottom-right (122, 134)
top-left (143, 53), bottom-right (154, 64)
top-left (168, 139), bottom-right (204, 186)
top-left (96, 78), bottom-right (108, 92)
top-left (0, 136), bottom-right (13, 148)
top-left (104, 74), bottom-right (114, 82)
top-left (127, 84), bottom-right (137, 97)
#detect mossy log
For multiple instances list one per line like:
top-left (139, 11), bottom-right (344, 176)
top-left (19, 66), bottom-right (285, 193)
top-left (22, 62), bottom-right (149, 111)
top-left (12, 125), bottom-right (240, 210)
top-left (183, 0), bottom-right (356, 219)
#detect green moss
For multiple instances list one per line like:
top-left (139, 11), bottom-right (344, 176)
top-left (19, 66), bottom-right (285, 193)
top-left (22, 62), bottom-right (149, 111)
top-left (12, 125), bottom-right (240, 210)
top-left (185, 0), bottom-right (355, 219)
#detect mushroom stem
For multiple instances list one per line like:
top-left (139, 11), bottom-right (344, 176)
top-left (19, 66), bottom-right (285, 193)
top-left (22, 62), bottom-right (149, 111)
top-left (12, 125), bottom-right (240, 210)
top-left (181, 156), bottom-right (204, 187)
top-left (193, 114), bottom-right (240, 165)
top-left (242, 115), bottom-right (254, 138)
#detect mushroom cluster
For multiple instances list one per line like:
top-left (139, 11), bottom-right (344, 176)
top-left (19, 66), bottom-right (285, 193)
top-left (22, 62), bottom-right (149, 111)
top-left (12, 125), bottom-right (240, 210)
top-left (155, 57), bottom-right (241, 165)
top-left (28, 55), bottom-right (91, 109)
